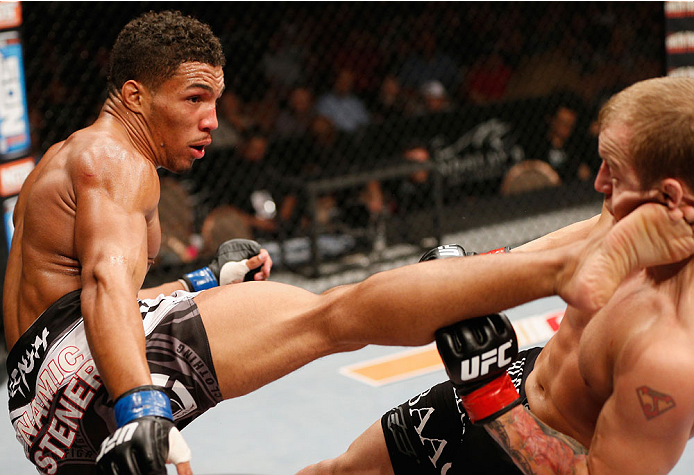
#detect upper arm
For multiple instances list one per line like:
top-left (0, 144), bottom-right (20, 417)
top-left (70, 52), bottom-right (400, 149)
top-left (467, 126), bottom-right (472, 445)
top-left (587, 351), bottom-right (694, 475)
top-left (73, 153), bottom-right (157, 298)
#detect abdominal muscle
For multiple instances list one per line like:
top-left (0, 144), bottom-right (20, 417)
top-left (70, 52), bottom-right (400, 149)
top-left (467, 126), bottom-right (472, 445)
top-left (524, 320), bottom-right (607, 448)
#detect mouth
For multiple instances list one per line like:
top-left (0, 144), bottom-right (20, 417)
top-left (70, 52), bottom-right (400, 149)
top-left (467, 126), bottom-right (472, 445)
top-left (189, 142), bottom-right (209, 159)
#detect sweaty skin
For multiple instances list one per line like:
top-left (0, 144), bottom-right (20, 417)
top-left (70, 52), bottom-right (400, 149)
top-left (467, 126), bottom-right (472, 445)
top-left (297, 119), bottom-right (694, 475)
top-left (10, 61), bottom-right (694, 475)
top-left (3, 124), bottom-right (161, 348)
top-left (3, 62), bottom-right (224, 475)
top-left (506, 125), bottom-right (694, 474)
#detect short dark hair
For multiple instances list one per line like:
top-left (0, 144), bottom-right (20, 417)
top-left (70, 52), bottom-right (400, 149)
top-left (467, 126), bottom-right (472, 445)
top-left (108, 10), bottom-right (225, 93)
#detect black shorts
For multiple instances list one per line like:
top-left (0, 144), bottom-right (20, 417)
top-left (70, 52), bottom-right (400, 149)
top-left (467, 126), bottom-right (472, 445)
top-left (381, 347), bottom-right (542, 475)
top-left (6, 289), bottom-right (223, 474)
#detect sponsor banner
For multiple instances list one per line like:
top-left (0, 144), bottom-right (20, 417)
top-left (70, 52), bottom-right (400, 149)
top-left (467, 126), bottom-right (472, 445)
top-left (666, 1), bottom-right (694, 76)
top-left (3, 193), bottom-right (16, 249)
top-left (0, 2), bottom-right (22, 30)
top-left (340, 308), bottom-right (565, 386)
top-left (0, 29), bottom-right (31, 157)
top-left (0, 155), bottom-right (33, 196)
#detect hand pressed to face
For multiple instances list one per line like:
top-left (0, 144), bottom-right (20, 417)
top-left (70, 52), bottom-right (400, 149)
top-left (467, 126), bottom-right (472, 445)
top-left (148, 62), bottom-right (225, 173)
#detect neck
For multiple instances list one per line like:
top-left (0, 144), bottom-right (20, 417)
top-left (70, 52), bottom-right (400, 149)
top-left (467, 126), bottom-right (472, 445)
top-left (99, 91), bottom-right (161, 166)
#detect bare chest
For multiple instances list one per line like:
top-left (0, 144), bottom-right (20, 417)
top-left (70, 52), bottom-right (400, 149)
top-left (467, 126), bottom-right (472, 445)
top-left (577, 283), bottom-right (663, 399)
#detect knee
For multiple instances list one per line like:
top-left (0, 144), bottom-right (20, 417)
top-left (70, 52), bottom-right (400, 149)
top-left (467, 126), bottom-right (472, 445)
top-left (316, 286), bottom-right (369, 352)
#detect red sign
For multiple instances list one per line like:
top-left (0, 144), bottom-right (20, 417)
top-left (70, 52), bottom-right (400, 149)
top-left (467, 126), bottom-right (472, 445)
top-left (0, 156), bottom-right (33, 197)
top-left (0, 2), bottom-right (22, 30)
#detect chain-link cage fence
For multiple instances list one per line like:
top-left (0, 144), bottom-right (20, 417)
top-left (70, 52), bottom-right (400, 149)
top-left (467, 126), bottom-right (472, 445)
top-left (19, 2), bottom-right (665, 281)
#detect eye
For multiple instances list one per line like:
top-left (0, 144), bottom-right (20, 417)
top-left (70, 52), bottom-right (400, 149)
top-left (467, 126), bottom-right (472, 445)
top-left (188, 96), bottom-right (201, 104)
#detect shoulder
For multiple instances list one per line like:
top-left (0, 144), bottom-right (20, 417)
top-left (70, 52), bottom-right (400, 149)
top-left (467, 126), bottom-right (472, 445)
top-left (71, 130), bottom-right (152, 174)
top-left (66, 128), bottom-right (159, 208)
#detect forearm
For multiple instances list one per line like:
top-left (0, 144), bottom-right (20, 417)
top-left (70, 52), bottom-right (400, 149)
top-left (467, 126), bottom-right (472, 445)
top-left (485, 405), bottom-right (589, 475)
top-left (82, 284), bottom-right (152, 399)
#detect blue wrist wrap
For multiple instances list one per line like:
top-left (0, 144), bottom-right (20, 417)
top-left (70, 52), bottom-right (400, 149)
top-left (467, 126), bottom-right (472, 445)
top-left (114, 388), bottom-right (173, 427)
top-left (183, 266), bottom-right (219, 291)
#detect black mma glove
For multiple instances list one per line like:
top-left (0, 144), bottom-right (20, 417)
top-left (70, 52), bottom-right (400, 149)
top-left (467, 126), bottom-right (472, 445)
top-left (422, 244), bottom-right (519, 423)
top-left (180, 238), bottom-right (262, 291)
top-left (436, 313), bottom-right (521, 424)
top-left (96, 385), bottom-right (191, 474)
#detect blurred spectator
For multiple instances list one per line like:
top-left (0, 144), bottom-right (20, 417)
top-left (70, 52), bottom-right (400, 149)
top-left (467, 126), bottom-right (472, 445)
top-left (331, 30), bottom-right (383, 94)
top-left (503, 48), bottom-right (584, 100)
top-left (18, 2), bottom-right (666, 271)
top-left (315, 69), bottom-right (370, 132)
top-left (210, 91), bottom-right (254, 150)
top-left (384, 145), bottom-right (434, 214)
top-left (398, 31), bottom-right (458, 91)
top-left (418, 80), bottom-right (454, 114)
top-left (206, 129), bottom-right (290, 239)
top-left (306, 115), bottom-right (344, 171)
top-left (247, 93), bottom-right (280, 136)
top-left (370, 74), bottom-right (409, 121)
top-left (262, 26), bottom-right (308, 92)
top-left (363, 144), bottom-right (434, 231)
top-left (263, 116), bottom-right (347, 234)
top-left (519, 102), bottom-right (592, 182)
top-left (274, 86), bottom-right (316, 138)
top-left (500, 160), bottom-right (561, 196)
top-left (464, 48), bottom-right (514, 104)
top-left (158, 177), bottom-right (199, 264)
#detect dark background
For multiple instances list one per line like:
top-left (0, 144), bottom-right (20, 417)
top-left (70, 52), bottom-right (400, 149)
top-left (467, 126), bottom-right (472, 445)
top-left (16, 2), bottom-right (665, 282)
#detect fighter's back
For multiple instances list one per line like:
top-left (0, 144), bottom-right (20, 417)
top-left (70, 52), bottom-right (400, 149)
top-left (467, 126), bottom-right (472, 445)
top-left (2, 120), bottom-right (160, 350)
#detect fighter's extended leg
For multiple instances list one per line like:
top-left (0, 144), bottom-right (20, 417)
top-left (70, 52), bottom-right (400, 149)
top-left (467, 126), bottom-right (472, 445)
top-left (194, 203), bottom-right (694, 400)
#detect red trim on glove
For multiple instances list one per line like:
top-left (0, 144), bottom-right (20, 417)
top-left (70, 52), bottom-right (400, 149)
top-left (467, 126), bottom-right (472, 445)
top-left (459, 373), bottom-right (520, 423)
top-left (483, 247), bottom-right (510, 255)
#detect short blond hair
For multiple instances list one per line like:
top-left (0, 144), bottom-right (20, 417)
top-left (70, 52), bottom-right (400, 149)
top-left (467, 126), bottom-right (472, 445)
top-left (598, 77), bottom-right (694, 190)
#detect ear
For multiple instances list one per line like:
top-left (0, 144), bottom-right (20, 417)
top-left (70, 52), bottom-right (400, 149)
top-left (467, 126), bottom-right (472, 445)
top-left (659, 178), bottom-right (684, 210)
top-left (120, 80), bottom-right (148, 113)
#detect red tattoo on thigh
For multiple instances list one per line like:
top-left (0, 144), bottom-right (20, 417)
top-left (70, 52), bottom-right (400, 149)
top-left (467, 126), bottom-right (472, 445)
top-left (636, 386), bottom-right (676, 420)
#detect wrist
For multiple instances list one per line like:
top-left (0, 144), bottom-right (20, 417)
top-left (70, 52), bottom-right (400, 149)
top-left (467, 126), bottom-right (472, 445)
top-left (181, 266), bottom-right (219, 291)
top-left (458, 373), bottom-right (520, 424)
top-left (114, 385), bottom-right (173, 427)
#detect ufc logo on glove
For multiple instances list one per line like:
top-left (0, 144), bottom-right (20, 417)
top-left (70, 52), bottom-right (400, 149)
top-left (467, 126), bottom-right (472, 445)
top-left (460, 340), bottom-right (514, 381)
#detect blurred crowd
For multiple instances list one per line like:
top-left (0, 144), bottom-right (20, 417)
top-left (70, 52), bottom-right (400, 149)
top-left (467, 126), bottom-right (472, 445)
top-left (20, 2), bottom-right (664, 264)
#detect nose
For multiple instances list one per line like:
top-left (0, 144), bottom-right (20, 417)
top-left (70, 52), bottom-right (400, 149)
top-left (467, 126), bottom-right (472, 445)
top-left (201, 105), bottom-right (219, 133)
top-left (594, 161), bottom-right (611, 194)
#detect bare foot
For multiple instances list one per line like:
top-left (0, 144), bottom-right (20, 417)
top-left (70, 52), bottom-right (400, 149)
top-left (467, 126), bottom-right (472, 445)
top-left (559, 203), bottom-right (694, 311)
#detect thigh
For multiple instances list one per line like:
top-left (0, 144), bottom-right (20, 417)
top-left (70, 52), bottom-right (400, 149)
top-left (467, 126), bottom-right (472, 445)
top-left (193, 281), bottom-right (355, 399)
